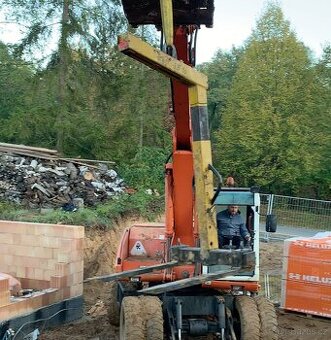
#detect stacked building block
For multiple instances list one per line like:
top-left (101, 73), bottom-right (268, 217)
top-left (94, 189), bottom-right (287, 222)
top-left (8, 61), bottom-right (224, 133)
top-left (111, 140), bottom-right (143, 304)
top-left (0, 220), bottom-right (84, 321)
top-left (0, 276), bottom-right (10, 307)
top-left (281, 233), bottom-right (331, 318)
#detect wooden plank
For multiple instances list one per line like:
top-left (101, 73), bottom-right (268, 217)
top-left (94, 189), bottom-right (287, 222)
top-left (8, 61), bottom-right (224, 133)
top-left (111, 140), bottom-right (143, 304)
top-left (59, 157), bottom-right (115, 165)
top-left (0, 146), bottom-right (114, 167)
top-left (0, 142), bottom-right (58, 154)
top-left (0, 147), bottom-right (58, 159)
top-left (138, 268), bottom-right (240, 295)
top-left (83, 261), bottom-right (179, 283)
top-left (56, 158), bottom-right (100, 169)
top-left (0, 148), bottom-right (100, 169)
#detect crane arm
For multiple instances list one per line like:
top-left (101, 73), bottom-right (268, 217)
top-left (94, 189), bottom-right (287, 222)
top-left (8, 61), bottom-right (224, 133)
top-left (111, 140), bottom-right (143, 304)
top-left (119, 33), bottom-right (219, 255)
top-left (119, 1), bottom-right (219, 259)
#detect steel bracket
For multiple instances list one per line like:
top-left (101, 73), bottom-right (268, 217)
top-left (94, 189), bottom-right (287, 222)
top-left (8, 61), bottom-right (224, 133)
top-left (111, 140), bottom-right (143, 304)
top-left (171, 245), bottom-right (255, 268)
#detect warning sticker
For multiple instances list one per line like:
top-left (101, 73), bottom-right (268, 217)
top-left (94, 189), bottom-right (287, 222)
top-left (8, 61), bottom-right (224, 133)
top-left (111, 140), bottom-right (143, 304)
top-left (130, 241), bottom-right (147, 256)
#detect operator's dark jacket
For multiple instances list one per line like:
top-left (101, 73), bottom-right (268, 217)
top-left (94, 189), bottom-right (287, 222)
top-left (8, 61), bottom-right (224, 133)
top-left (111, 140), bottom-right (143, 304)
top-left (216, 209), bottom-right (249, 239)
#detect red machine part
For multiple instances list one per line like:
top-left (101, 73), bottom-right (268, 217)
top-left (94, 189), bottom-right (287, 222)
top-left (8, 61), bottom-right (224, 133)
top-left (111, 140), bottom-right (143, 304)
top-left (115, 27), bottom-right (198, 282)
top-left (166, 26), bottom-right (195, 247)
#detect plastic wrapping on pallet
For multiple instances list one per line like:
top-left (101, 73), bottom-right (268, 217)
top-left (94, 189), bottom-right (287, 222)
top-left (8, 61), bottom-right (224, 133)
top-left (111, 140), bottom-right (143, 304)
top-left (283, 232), bottom-right (331, 259)
top-left (281, 279), bottom-right (331, 318)
top-left (281, 233), bottom-right (331, 318)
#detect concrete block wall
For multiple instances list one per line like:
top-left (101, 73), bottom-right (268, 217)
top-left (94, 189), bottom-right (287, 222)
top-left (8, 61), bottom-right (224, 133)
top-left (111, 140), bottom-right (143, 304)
top-left (0, 221), bottom-right (84, 321)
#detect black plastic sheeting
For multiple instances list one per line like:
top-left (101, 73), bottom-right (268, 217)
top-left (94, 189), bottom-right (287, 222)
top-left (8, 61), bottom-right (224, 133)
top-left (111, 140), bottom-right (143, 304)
top-left (0, 295), bottom-right (83, 340)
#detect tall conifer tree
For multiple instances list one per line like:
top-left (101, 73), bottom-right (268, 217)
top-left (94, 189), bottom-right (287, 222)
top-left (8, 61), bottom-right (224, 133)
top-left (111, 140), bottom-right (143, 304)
top-left (215, 2), bottom-right (316, 195)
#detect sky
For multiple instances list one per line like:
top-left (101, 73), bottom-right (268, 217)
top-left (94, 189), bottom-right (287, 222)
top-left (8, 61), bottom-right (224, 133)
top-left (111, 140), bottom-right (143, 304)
top-left (0, 0), bottom-right (330, 64)
top-left (196, 0), bottom-right (331, 63)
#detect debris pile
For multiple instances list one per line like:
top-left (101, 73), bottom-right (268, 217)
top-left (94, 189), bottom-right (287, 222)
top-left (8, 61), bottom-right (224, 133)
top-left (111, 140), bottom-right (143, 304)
top-left (0, 143), bottom-right (125, 209)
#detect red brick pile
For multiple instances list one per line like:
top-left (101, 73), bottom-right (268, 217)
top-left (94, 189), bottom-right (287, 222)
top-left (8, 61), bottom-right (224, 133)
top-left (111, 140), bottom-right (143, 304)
top-left (0, 221), bottom-right (84, 321)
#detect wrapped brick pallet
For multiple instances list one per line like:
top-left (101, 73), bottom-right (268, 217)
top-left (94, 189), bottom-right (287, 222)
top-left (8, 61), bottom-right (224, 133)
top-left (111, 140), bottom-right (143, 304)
top-left (281, 232), bottom-right (331, 318)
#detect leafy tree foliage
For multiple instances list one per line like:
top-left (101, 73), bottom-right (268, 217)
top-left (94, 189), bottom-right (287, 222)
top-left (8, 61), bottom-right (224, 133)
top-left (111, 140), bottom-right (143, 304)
top-left (1, 0), bottom-right (124, 60)
top-left (0, 1), bottom-right (170, 192)
top-left (307, 45), bottom-right (331, 198)
top-left (1, 0), bottom-right (125, 152)
top-left (199, 47), bottom-right (243, 135)
top-left (119, 146), bottom-right (170, 193)
top-left (0, 43), bottom-right (33, 120)
top-left (214, 3), bottom-right (321, 196)
top-left (0, 1), bottom-right (329, 199)
top-left (0, 44), bottom-right (53, 145)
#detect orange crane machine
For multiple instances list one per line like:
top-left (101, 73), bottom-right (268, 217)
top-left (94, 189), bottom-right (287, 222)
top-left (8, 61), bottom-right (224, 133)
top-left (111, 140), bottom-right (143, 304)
top-left (86, 1), bottom-right (279, 339)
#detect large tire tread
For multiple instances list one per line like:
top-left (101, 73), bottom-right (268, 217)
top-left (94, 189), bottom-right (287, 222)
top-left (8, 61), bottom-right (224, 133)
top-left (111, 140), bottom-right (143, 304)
top-left (141, 296), bottom-right (164, 340)
top-left (120, 296), bottom-right (145, 340)
top-left (107, 282), bottom-right (120, 326)
top-left (254, 296), bottom-right (279, 340)
top-left (235, 296), bottom-right (260, 340)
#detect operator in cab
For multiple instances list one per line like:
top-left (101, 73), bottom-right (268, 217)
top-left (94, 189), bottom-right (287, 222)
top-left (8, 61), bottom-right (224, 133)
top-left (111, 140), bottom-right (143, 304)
top-left (217, 205), bottom-right (251, 248)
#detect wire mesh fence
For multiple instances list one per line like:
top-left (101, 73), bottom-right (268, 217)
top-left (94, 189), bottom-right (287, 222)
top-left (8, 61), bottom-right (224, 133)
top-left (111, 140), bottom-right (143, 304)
top-left (259, 195), bottom-right (331, 302)
top-left (259, 273), bottom-right (282, 304)
top-left (260, 194), bottom-right (331, 231)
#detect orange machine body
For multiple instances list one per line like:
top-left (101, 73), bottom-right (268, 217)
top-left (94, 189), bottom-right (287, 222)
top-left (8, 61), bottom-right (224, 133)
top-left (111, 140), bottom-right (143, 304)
top-left (115, 224), bottom-right (196, 282)
top-left (115, 223), bottom-right (259, 292)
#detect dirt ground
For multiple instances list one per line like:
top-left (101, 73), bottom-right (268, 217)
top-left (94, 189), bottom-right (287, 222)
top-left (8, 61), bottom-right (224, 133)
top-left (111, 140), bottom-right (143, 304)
top-left (41, 221), bottom-right (331, 339)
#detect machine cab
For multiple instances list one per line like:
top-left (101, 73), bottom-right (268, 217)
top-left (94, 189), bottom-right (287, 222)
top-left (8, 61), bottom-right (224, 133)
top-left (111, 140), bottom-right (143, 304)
top-left (214, 187), bottom-right (260, 247)
top-left (204, 187), bottom-right (261, 285)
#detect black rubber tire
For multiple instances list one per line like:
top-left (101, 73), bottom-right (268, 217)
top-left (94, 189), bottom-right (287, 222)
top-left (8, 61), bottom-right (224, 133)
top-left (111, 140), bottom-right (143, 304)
top-left (254, 296), bottom-right (279, 340)
top-left (234, 296), bottom-right (260, 340)
top-left (141, 296), bottom-right (164, 340)
top-left (120, 296), bottom-right (145, 340)
top-left (107, 282), bottom-right (120, 326)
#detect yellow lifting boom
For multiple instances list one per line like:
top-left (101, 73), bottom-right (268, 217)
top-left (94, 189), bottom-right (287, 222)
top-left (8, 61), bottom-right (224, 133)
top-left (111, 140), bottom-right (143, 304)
top-left (160, 0), bottom-right (174, 48)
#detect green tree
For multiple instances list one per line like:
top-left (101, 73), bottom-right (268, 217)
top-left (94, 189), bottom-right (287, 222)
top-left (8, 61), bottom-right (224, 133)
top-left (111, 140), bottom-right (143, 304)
top-left (0, 43), bottom-right (33, 119)
top-left (214, 2), bottom-right (316, 195)
top-left (308, 45), bottom-right (331, 198)
top-left (1, 0), bottom-right (125, 152)
top-left (199, 47), bottom-right (243, 136)
top-left (105, 56), bottom-right (171, 162)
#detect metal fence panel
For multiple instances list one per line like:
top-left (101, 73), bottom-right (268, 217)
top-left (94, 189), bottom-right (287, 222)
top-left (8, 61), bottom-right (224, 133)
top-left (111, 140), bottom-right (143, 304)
top-left (259, 194), bottom-right (331, 302)
top-left (260, 194), bottom-right (331, 232)
top-left (260, 273), bottom-right (282, 304)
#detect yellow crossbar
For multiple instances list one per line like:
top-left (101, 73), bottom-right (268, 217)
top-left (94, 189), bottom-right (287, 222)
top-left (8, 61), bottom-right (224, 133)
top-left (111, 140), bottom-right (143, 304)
top-left (118, 33), bottom-right (208, 89)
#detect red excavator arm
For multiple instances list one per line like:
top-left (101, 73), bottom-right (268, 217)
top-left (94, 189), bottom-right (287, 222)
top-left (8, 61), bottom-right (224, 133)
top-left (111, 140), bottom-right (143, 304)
top-left (121, 1), bottom-right (217, 253)
top-left (84, 0), bottom-right (255, 286)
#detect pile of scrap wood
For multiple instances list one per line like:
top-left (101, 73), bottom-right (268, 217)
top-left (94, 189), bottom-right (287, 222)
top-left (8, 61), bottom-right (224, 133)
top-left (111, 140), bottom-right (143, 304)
top-left (0, 143), bottom-right (125, 209)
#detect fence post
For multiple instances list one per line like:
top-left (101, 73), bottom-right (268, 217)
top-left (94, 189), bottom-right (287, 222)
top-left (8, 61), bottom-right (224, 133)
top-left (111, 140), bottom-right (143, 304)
top-left (264, 273), bottom-right (271, 299)
top-left (264, 194), bottom-right (274, 242)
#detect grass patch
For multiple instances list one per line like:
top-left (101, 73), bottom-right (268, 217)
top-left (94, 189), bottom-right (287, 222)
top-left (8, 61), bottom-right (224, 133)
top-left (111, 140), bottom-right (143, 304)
top-left (272, 208), bottom-right (330, 230)
top-left (0, 191), bottom-right (164, 228)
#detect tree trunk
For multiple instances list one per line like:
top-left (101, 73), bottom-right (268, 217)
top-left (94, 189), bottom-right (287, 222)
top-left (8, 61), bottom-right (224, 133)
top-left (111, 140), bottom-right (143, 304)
top-left (56, 0), bottom-right (70, 153)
